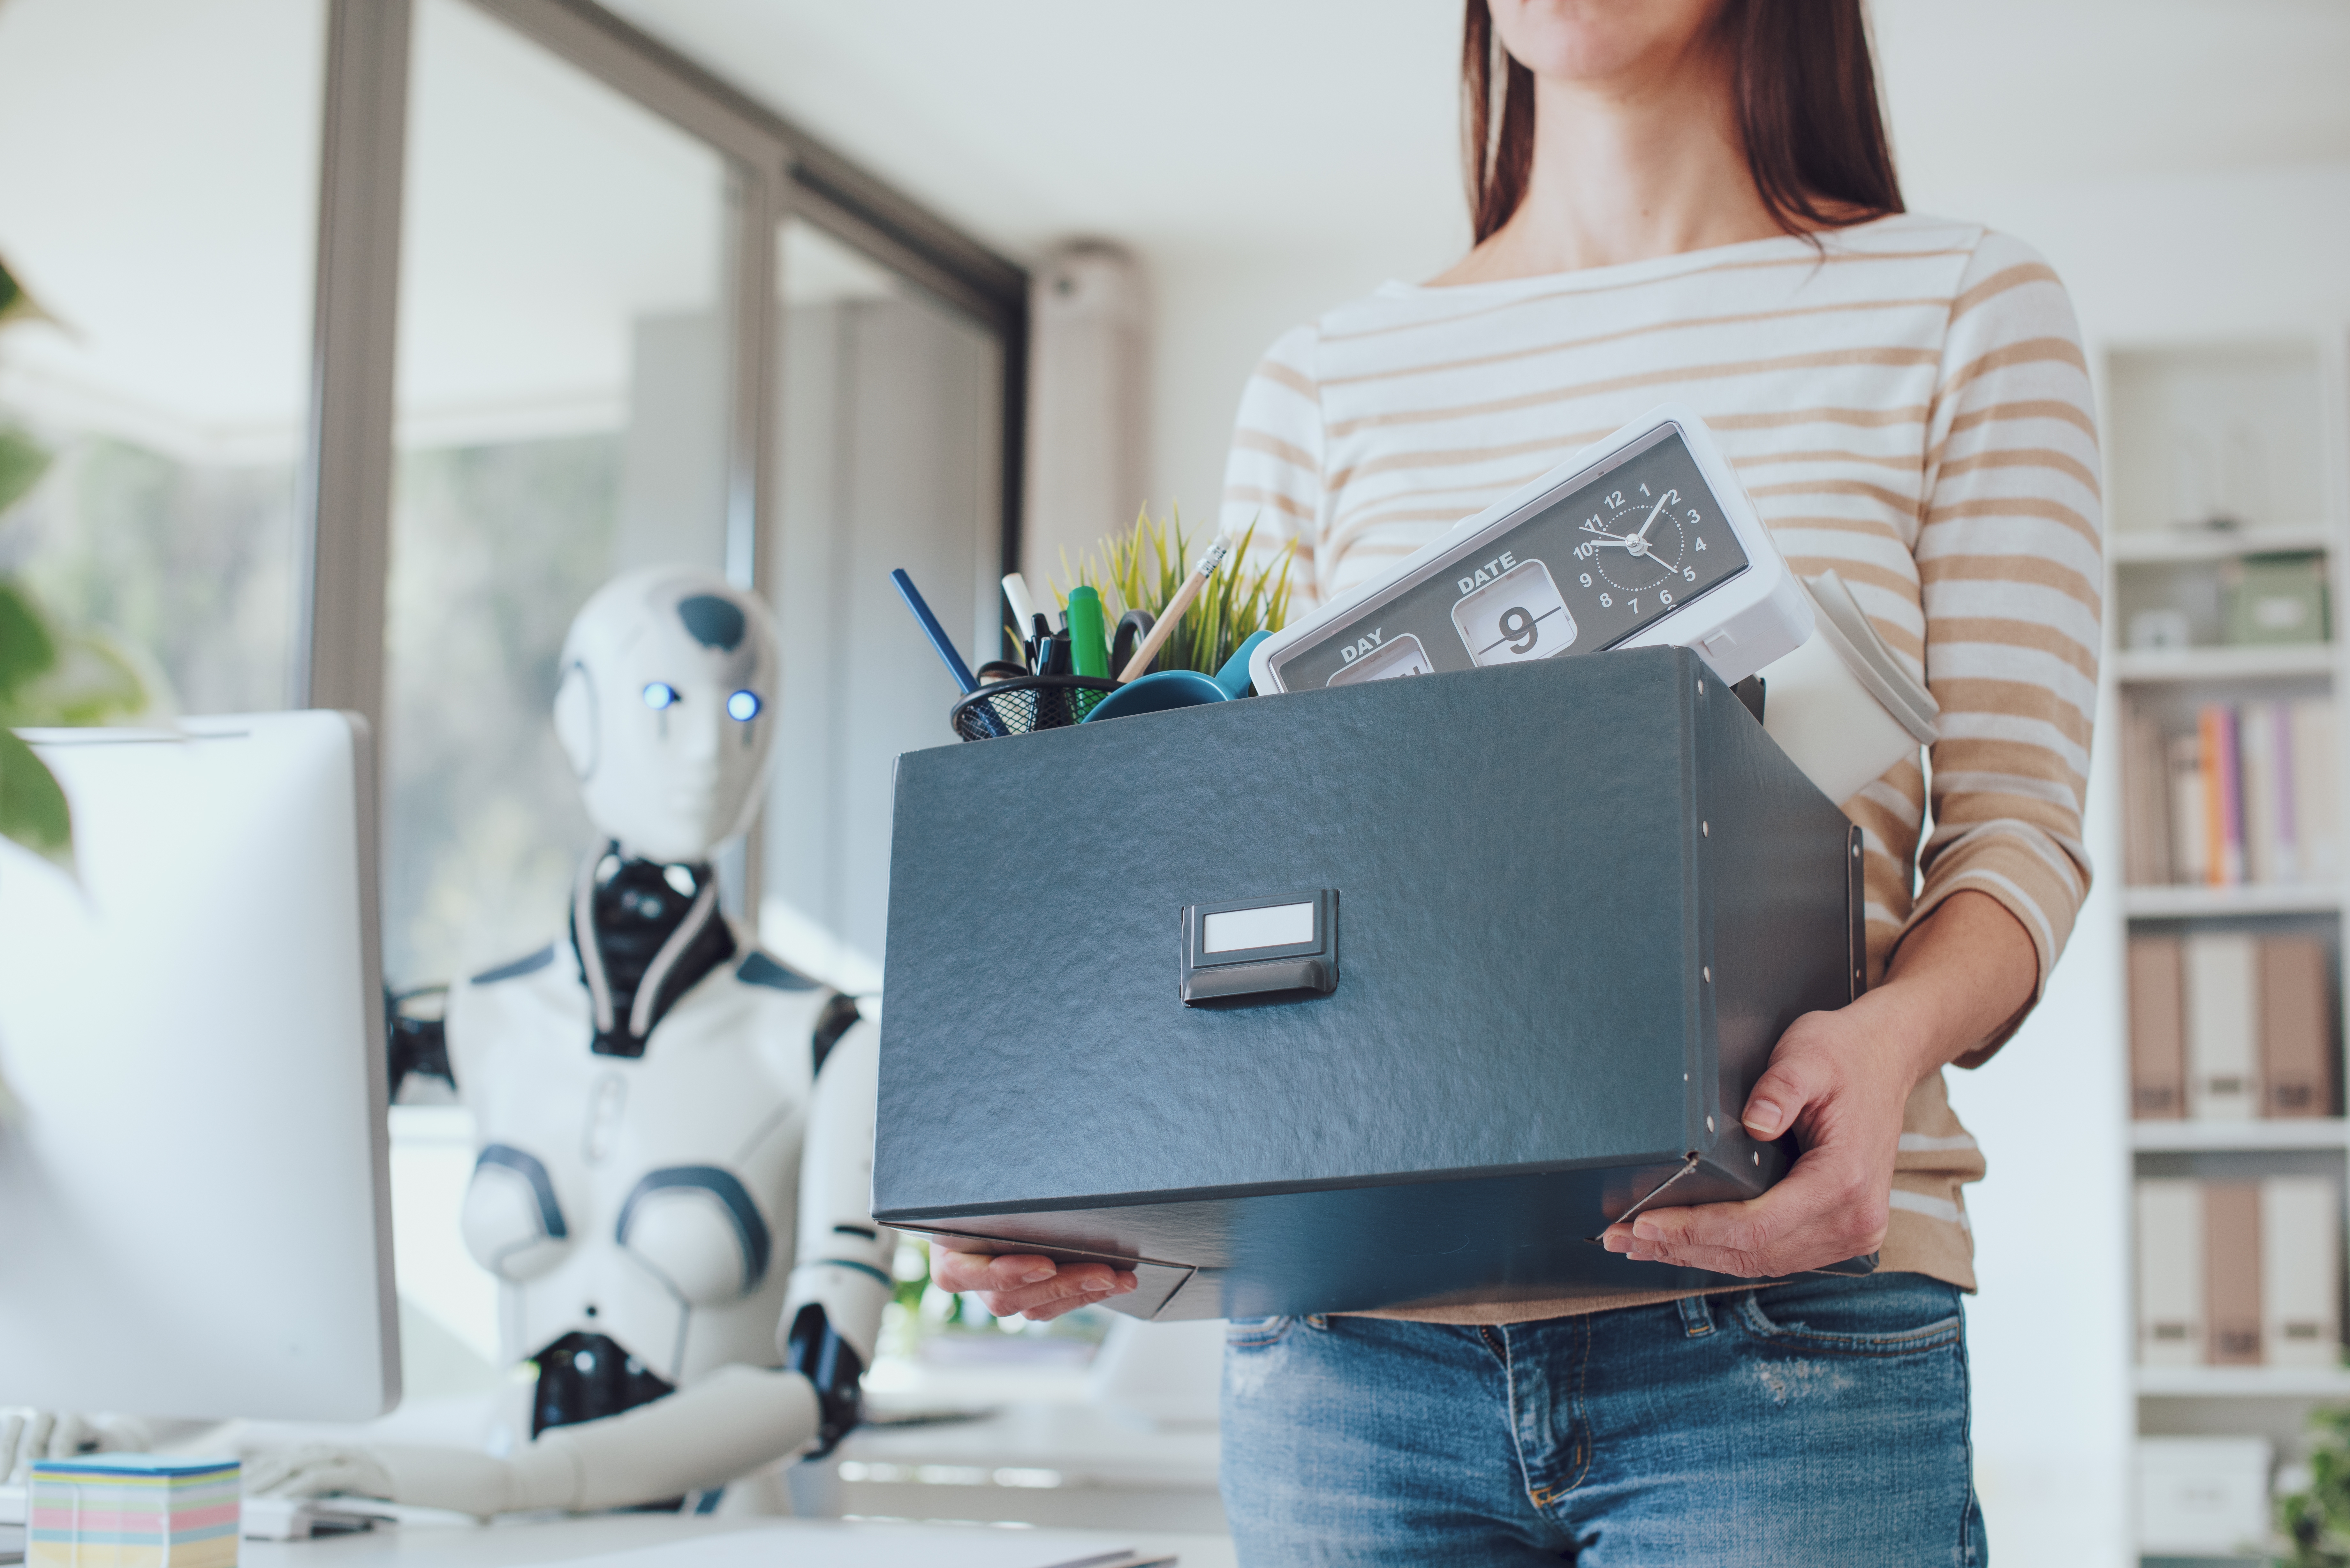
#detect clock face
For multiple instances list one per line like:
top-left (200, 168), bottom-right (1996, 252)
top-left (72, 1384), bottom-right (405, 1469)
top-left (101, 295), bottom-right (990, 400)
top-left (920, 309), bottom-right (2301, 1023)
top-left (1272, 428), bottom-right (1754, 692)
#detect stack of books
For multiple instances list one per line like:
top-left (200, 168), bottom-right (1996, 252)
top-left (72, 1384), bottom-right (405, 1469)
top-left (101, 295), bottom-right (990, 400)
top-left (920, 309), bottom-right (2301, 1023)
top-left (2135, 1176), bottom-right (2339, 1367)
top-left (2128, 932), bottom-right (2332, 1119)
top-left (2121, 697), bottom-right (2340, 886)
top-left (27, 1454), bottom-right (239, 1566)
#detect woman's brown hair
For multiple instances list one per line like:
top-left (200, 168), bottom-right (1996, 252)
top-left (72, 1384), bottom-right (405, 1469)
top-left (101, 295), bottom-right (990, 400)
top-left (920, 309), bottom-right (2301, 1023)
top-left (1462, 0), bottom-right (1904, 245)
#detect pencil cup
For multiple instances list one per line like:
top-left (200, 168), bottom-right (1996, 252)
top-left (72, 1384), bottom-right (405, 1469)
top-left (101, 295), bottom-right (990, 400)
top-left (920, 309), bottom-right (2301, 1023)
top-left (950, 675), bottom-right (1118, 742)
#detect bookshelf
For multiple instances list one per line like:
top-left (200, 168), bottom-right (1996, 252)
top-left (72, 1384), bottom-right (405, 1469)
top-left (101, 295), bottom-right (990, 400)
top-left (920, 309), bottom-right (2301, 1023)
top-left (2116, 336), bottom-right (2350, 1559)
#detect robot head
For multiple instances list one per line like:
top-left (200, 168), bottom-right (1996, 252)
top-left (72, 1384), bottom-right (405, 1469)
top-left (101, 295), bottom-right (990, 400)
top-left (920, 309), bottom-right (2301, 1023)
top-left (552, 568), bottom-right (780, 865)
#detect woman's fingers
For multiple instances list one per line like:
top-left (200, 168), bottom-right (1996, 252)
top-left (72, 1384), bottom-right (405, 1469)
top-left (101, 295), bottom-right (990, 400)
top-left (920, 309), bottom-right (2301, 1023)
top-left (1739, 1014), bottom-right (1838, 1140)
top-left (925, 1248), bottom-right (1139, 1319)
top-left (930, 1249), bottom-right (1058, 1294)
top-left (1600, 1134), bottom-right (1890, 1277)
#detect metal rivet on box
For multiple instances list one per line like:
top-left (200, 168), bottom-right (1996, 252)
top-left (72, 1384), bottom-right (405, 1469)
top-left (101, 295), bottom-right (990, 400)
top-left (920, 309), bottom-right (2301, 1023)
top-left (1852, 840), bottom-right (1861, 859)
top-left (1753, 1151), bottom-right (1760, 1166)
top-left (1697, 679), bottom-right (1705, 694)
top-left (1702, 965), bottom-right (1711, 983)
top-left (1702, 821), bottom-right (1709, 837)
top-left (1706, 1116), bottom-right (1715, 1134)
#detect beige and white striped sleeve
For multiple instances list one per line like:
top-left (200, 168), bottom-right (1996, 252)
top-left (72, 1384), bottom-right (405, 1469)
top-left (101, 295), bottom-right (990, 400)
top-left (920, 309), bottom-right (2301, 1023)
top-left (1911, 231), bottom-right (2103, 1059)
top-left (1219, 324), bottom-right (1327, 607)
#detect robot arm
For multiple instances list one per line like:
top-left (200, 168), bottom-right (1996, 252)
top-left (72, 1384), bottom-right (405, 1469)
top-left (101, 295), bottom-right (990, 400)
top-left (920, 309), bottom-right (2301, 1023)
top-left (246, 1363), bottom-right (817, 1517)
top-left (779, 1014), bottom-right (894, 1457)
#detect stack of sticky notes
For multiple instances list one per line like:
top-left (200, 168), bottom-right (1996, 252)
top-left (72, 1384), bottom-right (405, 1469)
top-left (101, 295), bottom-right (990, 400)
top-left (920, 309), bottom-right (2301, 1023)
top-left (28, 1454), bottom-right (240, 1566)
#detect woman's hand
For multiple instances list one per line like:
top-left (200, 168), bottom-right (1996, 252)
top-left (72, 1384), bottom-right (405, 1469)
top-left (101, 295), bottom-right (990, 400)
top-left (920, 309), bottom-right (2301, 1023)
top-left (929, 1247), bottom-right (1138, 1323)
top-left (1601, 889), bottom-right (2036, 1278)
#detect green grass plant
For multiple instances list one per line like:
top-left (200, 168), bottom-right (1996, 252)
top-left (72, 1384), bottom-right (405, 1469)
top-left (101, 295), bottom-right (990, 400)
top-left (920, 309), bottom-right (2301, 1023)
top-left (1046, 504), bottom-right (1296, 678)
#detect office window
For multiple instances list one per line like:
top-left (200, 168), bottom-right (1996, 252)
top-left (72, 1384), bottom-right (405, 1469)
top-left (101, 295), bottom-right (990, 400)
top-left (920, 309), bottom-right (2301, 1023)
top-left (762, 217), bottom-right (1004, 991)
top-left (0, 0), bottom-right (324, 713)
top-left (382, 0), bottom-right (738, 991)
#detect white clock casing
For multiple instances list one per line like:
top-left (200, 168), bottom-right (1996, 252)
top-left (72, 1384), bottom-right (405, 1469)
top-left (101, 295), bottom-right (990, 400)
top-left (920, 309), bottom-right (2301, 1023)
top-left (1248, 402), bottom-right (1815, 694)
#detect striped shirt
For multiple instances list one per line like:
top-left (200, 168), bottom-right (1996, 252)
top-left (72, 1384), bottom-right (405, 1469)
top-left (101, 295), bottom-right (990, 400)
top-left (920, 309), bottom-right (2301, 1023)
top-left (1218, 212), bottom-right (2101, 1319)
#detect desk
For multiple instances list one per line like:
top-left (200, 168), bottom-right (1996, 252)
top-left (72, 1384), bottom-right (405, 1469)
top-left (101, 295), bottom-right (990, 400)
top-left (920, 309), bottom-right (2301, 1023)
top-left (239, 1514), bottom-right (1238, 1567)
top-left (826, 1358), bottom-right (1224, 1533)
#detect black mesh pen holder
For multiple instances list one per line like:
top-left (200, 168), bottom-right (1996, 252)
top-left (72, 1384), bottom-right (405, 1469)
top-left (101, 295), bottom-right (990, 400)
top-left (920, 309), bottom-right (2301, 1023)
top-left (951, 675), bottom-right (1118, 742)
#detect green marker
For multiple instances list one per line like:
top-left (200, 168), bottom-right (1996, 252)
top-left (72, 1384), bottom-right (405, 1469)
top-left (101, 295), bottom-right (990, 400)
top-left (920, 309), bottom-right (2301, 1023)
top-left (1064, 585), bottom-right (1111, 678)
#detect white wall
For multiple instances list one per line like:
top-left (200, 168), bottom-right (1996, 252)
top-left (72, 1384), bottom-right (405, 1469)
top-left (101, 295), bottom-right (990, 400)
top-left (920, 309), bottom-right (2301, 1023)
top-left (1140, 160), bottom-right (2350, 1568)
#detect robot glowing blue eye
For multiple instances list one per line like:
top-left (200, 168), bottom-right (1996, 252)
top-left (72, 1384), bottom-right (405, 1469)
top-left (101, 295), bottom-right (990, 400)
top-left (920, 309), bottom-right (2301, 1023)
top-left (726, 690), bottom-right (762, 722)
top-left (642, 682), bottom-right (680, 710)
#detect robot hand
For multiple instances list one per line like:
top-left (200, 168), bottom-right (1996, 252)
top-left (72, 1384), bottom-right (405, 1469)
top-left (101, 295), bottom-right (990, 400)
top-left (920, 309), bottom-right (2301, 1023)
top-left (779, 1020), bottom-right (895, 1459)
top-left (241, 1444), bottom-right (397, 1506)
top-left (0, 1410), bottom-right (151, 1482)
top-left (244, 1364), bottom-right (825, 1519)
top-left (242, 1441), bottom-right (573, 1520)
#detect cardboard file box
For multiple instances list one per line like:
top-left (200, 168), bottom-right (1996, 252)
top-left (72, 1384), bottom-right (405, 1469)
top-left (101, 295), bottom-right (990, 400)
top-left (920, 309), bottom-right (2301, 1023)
top-left (873, 646), bottom-right (1865, 1319)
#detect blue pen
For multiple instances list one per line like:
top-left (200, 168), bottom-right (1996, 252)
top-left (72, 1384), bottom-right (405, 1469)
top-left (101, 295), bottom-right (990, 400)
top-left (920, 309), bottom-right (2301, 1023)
top-left (891, 568), bottom-right (1006, 737)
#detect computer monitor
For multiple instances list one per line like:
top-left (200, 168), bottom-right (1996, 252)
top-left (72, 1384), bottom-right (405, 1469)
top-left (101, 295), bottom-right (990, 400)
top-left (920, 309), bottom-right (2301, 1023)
top-left (0, 712), bottom-right (400, 1421)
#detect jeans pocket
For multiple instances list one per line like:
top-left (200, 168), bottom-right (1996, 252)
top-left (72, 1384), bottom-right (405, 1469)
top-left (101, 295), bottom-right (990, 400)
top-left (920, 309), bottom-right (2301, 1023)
top-left (1736, 1273), bottom-right (1962, 1356)
top-left (1224, 1315), bottom-right (1293, 1350)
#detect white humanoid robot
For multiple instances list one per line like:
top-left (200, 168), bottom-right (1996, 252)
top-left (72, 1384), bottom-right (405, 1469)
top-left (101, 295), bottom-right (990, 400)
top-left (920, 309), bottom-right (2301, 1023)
top-left (248, 567), bottom-right (895, 1518)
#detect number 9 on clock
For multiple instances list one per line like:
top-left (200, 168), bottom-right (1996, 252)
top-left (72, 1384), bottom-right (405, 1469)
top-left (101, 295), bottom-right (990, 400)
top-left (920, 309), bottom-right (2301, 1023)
top-left (1451, 557), bottom-right (1577, 667)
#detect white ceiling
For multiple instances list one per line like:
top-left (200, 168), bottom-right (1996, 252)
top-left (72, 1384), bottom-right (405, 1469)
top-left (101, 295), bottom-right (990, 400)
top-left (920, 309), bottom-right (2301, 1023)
top-left (603, 0), bottom-right (2350, 269)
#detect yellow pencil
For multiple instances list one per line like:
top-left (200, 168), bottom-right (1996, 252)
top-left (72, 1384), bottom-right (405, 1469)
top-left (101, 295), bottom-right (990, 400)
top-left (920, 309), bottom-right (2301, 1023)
top-left (1118, 533), bottom-right (1234, 683)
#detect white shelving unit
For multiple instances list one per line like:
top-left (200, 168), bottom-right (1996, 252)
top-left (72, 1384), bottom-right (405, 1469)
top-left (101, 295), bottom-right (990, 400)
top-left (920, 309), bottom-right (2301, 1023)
top-left (2123, 884), bottom-right (2344, 919)
top-left (2111, 644), bottom-right (2337, 683)
top-left (2113, 336), bottom-right (2350, 1562)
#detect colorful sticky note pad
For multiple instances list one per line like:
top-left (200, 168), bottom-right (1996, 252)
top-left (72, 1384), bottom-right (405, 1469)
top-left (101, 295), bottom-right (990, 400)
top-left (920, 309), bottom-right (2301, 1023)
top-left (29, 1453), bottom-right (239, 1567)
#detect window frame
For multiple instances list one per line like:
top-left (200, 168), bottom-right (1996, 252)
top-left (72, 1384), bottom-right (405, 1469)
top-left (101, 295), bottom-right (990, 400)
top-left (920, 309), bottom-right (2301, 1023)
top-left (298, 0), bottom-right (1028, 914)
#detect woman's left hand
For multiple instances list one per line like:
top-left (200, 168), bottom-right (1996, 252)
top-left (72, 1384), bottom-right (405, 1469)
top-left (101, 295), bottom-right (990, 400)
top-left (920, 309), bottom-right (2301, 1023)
top-left (1600, 888), bottom-right (2036, 1278)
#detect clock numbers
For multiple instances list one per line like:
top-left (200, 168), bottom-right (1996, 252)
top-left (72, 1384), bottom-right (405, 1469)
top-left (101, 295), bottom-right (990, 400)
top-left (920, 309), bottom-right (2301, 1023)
top-left (1450, 557), bottom-right (1577, 667)
top-left (1579, 572), bottom-right (1592, 587)
top-left (1607, 491), bottom-right (1624, 508)
top-left (1694, 537), bottom-right (1707, 552)
top-left (1630, 597), bottom-right (1640, 615)
top-left (1638, 484), bottom-right (1651, 497)
top-left (1683, 566), bottom-right (1696, 582)
top-left (1599, 592), bottom-right (1612, 607)
top-left (1659, 588), bottom-right (1673, 606)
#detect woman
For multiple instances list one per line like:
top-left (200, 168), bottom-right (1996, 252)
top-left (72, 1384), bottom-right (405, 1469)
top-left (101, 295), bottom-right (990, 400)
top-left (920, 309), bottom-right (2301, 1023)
top-left (942, 0), bottom-right (2096, 1560)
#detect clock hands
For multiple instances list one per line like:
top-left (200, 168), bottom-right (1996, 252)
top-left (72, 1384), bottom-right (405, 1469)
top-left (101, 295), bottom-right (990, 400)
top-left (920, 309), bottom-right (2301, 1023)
top-left (1632, 489), bottom-right (1676, 546)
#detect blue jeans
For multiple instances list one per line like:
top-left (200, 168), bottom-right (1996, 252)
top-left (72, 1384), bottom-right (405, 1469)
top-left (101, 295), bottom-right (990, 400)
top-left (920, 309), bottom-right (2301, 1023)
top-left (1220, 1272), bottom-right (1982, 1566)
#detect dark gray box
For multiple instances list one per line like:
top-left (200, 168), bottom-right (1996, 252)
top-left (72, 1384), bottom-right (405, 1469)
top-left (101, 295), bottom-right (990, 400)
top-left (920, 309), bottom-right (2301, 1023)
top-left (873, 646), bottom-right (1863, 1319)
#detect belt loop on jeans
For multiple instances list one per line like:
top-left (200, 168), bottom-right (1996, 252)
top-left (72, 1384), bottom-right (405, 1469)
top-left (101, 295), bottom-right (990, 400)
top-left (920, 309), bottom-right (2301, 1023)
top-left (1677, 1293), bottom-right (1717, 1337)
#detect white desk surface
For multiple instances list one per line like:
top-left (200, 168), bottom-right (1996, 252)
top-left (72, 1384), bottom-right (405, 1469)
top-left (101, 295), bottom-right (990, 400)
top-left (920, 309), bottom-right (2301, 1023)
top-left (239, 1514), bottom-right (1238, 1567)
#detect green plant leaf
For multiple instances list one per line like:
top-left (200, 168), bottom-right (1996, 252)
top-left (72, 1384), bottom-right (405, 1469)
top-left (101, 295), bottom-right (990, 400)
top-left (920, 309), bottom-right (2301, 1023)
top-left (0, 577), bottom-right (59, 712)
top-left (7, 628), bottom-right (152, 726)
top-left (0, 251), bottom-right (55, 332)
top-left (0, 425), bottom-right (49, 518)
top-left (0, 726), bottom-right (72, 871)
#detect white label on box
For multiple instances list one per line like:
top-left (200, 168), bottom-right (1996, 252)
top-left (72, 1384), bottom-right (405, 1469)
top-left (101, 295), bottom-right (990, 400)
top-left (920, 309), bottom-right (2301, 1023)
top-left (1450, 557), bottom-right (1577, 667)
top-left (1203, 902), bottom-right (1315, 954)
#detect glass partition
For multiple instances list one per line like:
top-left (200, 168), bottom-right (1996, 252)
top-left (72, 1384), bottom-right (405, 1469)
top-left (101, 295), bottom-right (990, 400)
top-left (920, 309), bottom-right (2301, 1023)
top-left (761, 216), bottom-right (1004, 992)
top-left (381, 0), bottom-right (737, 992)
top-left (0, 0), bottom-right (324, 714)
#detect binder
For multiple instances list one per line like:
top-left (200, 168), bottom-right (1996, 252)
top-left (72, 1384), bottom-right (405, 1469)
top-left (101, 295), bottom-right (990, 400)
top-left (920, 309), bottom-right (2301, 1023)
top-left (2204, 1180), bottom-right (2263, 1365)
top-left (2183, 932), bottom-right (2260, 1120)
top-left (2293, 698), bottom-right (2342, 882)
top-left (874, 648), bottom-right (1866, 1318)
top-left (2168, 733), bottom-right (2207, 884)
top-left (2136, 1177), bottom-right (2204, 1366)
top-left (2260, 936), bottom-right (2332, 1117)
top-left (2261, 1175), bottom-right (2340, 1369)
top-left (2128, 935), bottom-right (2186, 1119)
top-left (2122, 711), bottom-right (2173, 886)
